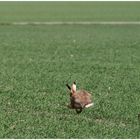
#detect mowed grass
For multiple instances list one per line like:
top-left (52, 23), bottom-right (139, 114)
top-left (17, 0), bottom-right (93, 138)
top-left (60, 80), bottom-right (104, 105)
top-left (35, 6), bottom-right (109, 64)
top-left (0, 2), bottom-right (140, 22)
top-left (0, 24), bottom-right (140, 138)
top-left (0, 1), bottom-right (140, 139)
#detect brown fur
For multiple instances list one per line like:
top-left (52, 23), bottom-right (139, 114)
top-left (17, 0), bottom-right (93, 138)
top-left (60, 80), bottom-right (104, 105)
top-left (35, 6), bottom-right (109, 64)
top-left (66, 82), bottom-right (93, 113)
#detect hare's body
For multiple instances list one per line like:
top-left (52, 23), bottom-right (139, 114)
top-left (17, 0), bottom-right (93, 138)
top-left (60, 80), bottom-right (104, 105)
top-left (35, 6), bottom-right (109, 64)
top-left (66, 82), bottom-right (93, 113)
top-left (70, 90), bottom-right (92, 108)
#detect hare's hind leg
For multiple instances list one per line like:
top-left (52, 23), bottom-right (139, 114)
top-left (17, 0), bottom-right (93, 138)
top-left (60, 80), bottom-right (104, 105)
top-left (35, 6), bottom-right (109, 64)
top-left (76, 108), bottom-right (82, 114)
top-left (75, 103), bottom-right (83, 114)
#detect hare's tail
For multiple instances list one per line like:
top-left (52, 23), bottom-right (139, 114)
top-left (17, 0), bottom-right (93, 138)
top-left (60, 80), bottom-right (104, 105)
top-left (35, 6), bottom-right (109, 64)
top-left (85, 103), bottom-right (94, 108)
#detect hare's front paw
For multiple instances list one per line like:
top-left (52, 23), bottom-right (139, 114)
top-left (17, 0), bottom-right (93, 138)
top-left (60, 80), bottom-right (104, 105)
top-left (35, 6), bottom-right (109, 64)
top-left (67, 104), bottom-right (73, 109)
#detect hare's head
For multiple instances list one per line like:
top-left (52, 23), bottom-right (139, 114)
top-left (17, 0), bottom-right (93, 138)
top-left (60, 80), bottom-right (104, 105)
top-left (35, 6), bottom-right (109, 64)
top-left (66, 81), bottom-right (76, 96)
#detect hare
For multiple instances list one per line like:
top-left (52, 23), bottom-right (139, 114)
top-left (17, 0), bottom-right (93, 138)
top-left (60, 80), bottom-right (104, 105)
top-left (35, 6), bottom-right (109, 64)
top-left (66, 82), bottom-right (93, 113)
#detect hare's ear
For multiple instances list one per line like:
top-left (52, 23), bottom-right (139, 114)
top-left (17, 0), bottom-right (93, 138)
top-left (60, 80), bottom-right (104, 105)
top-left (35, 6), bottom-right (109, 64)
top-left (71, 82), bottom-right (76, 93)
top-left (66, 84), bottom-right (71, 91)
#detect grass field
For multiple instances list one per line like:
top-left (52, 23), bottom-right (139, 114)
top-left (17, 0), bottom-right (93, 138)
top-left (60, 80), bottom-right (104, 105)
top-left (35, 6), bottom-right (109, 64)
top-left (0, 2), bottom-right (140, 22)
top-left (0, 2), bottom-right (140, 139)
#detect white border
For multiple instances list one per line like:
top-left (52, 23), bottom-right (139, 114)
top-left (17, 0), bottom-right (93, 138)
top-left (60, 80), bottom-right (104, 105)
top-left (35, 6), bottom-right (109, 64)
top-left (1, 0), bottom-right (140, 1)
top-left (1, 21), bottom-right (140, 25)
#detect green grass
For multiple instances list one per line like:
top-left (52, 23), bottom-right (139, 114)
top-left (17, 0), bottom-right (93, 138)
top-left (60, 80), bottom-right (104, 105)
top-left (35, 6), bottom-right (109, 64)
top-left (0, 2), bottom-right (140, 139)
top-left (0, 2), bottom-right (140, 22)
top-left (0, 24), bottom-right (140, 138)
